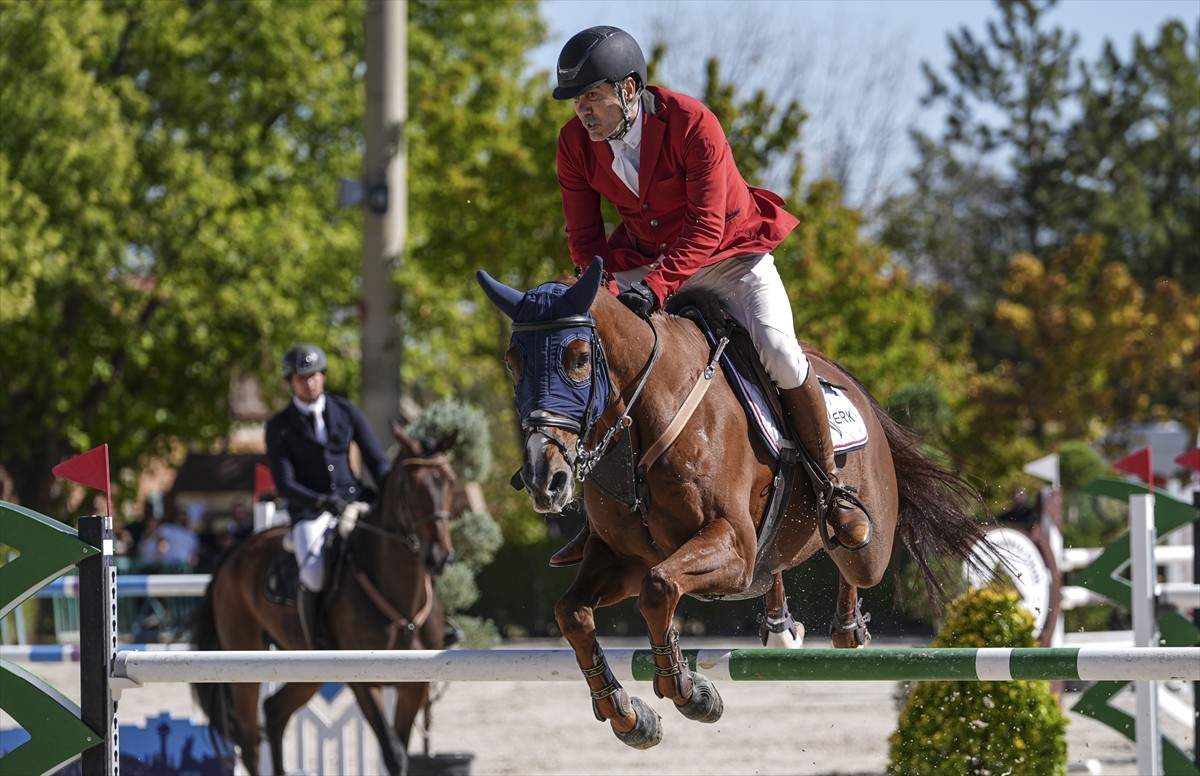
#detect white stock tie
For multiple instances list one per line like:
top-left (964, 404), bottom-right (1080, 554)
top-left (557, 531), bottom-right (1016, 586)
top-left (312, 410), bottom-right (327, 444)
top-left (611, 142), bottom-right (639, 195)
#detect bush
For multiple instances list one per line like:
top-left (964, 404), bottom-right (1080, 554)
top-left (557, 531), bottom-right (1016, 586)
top-left (410, 401), bottom-right (503, 648)
top-left (407, 398), bottom-right (492, 482)
top-left (887, 577), bottom-right (1068, 776)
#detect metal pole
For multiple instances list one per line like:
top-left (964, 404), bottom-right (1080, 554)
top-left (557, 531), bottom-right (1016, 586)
top-left (79, 515), bottom-right (117, 776)
top-left (361, 0), bottom-right (407, 447)
top-left (1129, 494), bottom-right (1162, 775)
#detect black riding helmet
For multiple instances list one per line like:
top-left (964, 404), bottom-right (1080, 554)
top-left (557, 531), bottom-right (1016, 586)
top-left (554, 26), bottom-right (647, 142)
top-left (281, 343), bottom-right (327, 379)
top-left (552, 25), bottom-right (647, 101)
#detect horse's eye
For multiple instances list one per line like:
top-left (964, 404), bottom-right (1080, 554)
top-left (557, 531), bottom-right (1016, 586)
top-left (563, 341), bottom-right (592, 382)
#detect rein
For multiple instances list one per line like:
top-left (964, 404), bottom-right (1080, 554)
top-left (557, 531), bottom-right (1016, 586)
top-left (348, 452), bottom-right (452, 647)
top-left (574, 318), bottom-right (660, 481)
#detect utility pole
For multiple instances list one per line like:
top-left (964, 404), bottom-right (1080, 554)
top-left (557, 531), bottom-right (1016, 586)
top-left (360, 0), bottom-right (406, 447)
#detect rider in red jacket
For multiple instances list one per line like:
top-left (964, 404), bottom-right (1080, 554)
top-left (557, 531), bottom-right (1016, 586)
top-left (549, 26), bottom-right (872, 566)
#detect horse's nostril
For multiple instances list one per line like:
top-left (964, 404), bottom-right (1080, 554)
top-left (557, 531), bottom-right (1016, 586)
top-left (549, 470), bottom-right (569, 495)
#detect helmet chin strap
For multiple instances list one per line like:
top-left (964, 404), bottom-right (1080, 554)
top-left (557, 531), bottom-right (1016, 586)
top-left (606, 80), bottom-right (642, 142)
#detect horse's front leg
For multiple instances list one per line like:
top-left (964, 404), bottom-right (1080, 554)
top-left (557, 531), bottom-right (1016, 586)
top-left (830, 575), bottom-right (872, 648)
top-left (554, 546), bottom-right (660, 748)
top-left (640, 519), bottom-right (750, 723)
top-left (348, 683), bottom-right (407, 776)
top-left (759, 571), bottom-right (804, 648)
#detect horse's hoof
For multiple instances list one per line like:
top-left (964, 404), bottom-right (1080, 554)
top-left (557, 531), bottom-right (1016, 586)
top-left (675, 672), bottom-right (724, 723)
top-left (613, 696), bottom-right (663, 749)
top-left (764, 621), bottom-right (804, 649)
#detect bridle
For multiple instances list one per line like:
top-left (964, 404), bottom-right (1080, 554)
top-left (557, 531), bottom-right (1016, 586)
top-left (513, 312), bottom-right (661, 483)
top-left (356, 453), bottom-right (455, 553)
top-left (349, 451), bottom-right (455, 649)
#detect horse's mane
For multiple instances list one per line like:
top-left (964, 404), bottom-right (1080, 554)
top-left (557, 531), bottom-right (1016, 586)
top-left (663, 288), bottom-right (731, 339)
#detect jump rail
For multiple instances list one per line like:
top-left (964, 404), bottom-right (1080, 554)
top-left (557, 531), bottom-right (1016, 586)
top-left (109, 646), bottom-right (1200, 690)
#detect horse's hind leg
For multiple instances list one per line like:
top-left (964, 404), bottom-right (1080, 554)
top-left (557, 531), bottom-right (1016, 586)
top-left (261, 681), bottom-right (321, 775)
top-left (759, 572), bottom-right (804, 648)
top-left (349, 683), bottom-right (407, 776)
top-left (830, 576), bottom-right (872, 648)
top-left (229, 682), bottom-right (265, 775)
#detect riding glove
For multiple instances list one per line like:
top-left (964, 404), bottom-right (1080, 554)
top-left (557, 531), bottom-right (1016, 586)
top-left (617, 281), bottom-right (657, 319)
top-left (319, 494), bottom-right (348, 517)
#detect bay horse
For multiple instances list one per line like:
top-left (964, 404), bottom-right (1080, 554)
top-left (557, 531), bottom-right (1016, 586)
top-left (477, 259), bottom-right (994, 748)
top-left (190, 427), bottom-right (459, 775)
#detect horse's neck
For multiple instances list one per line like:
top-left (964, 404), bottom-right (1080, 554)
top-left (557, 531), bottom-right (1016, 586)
top-left (348, 518), bottom-right (424, 597)
top-left (594, 301), bottom-right (702, 415)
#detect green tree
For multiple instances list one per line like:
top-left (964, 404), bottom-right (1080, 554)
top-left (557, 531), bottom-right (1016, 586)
top-left (1, 0), bottom-right (366, 517)
top-left (1062, 20), bottom-right (1200, 289)
top-left (885, 0), bottom-right (1079, 313)
top-left (987, 236), bottom-right (1198, 440)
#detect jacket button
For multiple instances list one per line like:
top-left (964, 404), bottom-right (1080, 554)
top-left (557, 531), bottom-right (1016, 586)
top-left (649, 218), bottom-right (659, 227)
top-left (641, 203), bottom-right (649, 210)
top-left (327, 464), bottom-right (335, 472)
top-left (349, 486), bottom-right (357, 494)
top-left (658, 243), bottom-right (667, 250)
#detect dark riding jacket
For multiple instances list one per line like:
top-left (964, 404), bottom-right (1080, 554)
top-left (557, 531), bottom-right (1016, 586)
top-left (264, 393), bottom-right (390, 524)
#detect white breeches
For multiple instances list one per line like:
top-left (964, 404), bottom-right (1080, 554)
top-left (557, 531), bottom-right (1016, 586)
top-left (613, 252), bottom-right (809, 389)
top-left (290, 513), bottom-right (337, 592)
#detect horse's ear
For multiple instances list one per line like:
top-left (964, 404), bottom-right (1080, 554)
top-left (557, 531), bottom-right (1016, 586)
top-left (476, 269), bottom-right (524, 320)
top-left (391, 422), bottom-right (421, 456)
top-left (561, 257), bottom-right (603, 314)
top-left (434, 429), bottom-right (459, 455)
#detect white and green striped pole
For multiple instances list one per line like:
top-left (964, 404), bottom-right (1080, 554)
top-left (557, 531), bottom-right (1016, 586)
top-left (110, 646), bottom-right (1200, 688)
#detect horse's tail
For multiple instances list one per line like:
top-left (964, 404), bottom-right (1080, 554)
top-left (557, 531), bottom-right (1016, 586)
top-left (852, 377), bottom-right (993, 608)
top-left (188, 555), bottom-right (237, 758)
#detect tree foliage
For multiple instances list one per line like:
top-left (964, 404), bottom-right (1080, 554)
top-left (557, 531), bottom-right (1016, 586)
top-left (881, 0), bottom-right (1198, 488)
top-left (1, 0), bottom-right (366, 517)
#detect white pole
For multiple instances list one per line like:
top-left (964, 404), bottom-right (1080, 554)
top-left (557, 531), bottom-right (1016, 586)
top-left (1129, 493), bottom-right (1162, 775)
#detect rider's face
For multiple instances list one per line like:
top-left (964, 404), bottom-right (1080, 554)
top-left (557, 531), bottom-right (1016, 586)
top-left (571, 79), bottom-right (638, 142)
top-left (288, 371), bottom-right (325, 403)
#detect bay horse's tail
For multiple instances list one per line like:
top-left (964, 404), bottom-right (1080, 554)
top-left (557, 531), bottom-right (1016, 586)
top-left (188, 555), bottom-right (237, 757)
top-left (851, 375), bottom-right (993, 607)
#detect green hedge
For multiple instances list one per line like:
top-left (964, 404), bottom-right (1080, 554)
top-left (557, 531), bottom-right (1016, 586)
top-left (887, 577), bottom-right (1068, 775)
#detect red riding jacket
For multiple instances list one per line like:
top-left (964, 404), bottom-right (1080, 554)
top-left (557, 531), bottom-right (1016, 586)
top-left (557, 85), bottom-right (800, 304)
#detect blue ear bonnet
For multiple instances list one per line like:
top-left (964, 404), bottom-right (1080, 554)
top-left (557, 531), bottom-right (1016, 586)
top-left (509, 281), bottom-right (613, 431)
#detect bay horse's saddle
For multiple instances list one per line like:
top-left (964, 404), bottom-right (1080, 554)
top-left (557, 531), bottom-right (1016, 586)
top-left (263, 529), bottom-right (347, 607)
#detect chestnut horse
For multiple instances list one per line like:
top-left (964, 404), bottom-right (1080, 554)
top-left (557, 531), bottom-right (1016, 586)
top-left (190, 427), bottom-right (459, 775)
top-left (477, 260), bottom-right (993, 748)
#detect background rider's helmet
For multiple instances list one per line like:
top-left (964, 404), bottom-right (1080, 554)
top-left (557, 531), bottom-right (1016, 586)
top-left (552, 25), bottom-right (647, 100)
top-left (281, 344), bottom-right (327, 379)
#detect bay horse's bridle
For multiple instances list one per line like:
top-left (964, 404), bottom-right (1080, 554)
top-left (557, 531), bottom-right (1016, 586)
top-left (349, 449), bottom-right (456, 649)
top-left (355, 452), bottom-right (456, 553)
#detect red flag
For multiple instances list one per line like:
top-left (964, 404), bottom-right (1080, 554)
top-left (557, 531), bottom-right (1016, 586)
top-left (52, 444), bottom-right (112, 516)
top-left (254, 463), bottom-right (275, 502)
top-left (1112, 447), bottom-right (1153, 492)
top-left (1175, 447), bottom-right (1200, 473)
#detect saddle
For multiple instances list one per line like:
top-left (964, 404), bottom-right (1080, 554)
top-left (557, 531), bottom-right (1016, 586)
top-left (264, 528), bottom-right (349, 647)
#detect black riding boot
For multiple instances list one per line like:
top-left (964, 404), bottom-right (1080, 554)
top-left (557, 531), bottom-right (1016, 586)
top-left (297, 586), bottom-right (328, 649)
top-left (548, 521), bottom-right (590, 567)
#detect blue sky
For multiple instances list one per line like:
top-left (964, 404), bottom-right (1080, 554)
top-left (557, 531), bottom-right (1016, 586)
top-left (532, 1), bottom-right (1198, 209)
